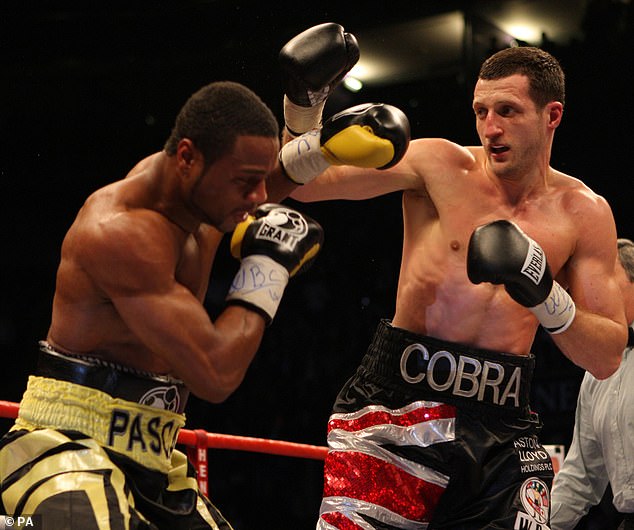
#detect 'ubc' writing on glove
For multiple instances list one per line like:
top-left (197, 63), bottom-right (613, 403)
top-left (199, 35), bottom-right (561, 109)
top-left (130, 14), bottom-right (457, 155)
top-left (226, 204), bottom-right (324, 323)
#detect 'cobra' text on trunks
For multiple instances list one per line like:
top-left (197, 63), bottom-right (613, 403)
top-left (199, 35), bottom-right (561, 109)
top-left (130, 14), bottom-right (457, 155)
top-left (399, 343), bottom-right (522, 407)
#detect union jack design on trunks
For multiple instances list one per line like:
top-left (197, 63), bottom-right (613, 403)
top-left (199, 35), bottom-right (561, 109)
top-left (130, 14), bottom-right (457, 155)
top-left (318, 400), bottom-right (455, 530)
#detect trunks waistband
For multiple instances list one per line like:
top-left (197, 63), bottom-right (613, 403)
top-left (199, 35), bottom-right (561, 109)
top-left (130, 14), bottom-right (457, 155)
top-left (15, 375), bottom-right (185, 472)
top-left (37, 341), bottom-right (189, 413)
top-left (359, 319), bottom-right (534, 413)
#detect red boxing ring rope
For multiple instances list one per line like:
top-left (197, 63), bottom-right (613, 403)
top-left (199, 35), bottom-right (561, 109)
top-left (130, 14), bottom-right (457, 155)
top-left (0, 400), bottom-right (328, 495)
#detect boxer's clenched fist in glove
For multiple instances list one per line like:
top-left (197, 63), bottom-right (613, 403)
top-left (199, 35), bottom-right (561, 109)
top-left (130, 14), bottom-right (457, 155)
top-left (280, 102), bottom-right (411, 185)
top-left (226, 204), bottom-right (324, 323)
top-left (467, 219), bottom-right (576, 334)
top-left (280, 22), bottom-right (359, 136)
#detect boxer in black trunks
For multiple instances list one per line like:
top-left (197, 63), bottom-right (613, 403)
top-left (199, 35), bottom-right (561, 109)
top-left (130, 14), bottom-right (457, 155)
top-left (277, 25), bottom-right (628, 529)
top-left (323, 321), bottom-right (551, 528)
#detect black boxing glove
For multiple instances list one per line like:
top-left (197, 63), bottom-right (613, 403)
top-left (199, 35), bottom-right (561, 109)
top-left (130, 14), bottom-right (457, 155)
top-left (279, 103), bottom-right (411, 185)
top-left (467, 220), bottom-right (576, 334)
top-left (280, 22), bottom-right (359, 137)
top-left (226, 204), bottom-right (324, 323)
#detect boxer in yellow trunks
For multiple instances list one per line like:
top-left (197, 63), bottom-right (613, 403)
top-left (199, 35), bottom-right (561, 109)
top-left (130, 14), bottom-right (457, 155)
top-left (0, 81), bottom-right (326, 529)
top-left (0, 33), bottom-right (411, 527)
top-left (1, 344), bottom-right (216, 529)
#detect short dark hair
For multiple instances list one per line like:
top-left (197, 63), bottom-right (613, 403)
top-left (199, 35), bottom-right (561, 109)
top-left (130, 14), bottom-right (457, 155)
top-left (478, 46), bottom-right (565, 109)
top-left (618, 238), bottom-right (634, 283)
top-left (164, 81), bottom-right (279, 165)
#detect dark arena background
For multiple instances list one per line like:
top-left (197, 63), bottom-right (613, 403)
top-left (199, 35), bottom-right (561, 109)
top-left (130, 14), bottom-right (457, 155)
top-left (2, 1), bottom-right (633, 528)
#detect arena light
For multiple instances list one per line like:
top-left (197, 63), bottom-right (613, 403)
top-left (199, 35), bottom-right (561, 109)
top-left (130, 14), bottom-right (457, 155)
top-left (335, 2), bottom-right (583, 88)
top-left (481, 1), bottom-right (585, 45)
top-left (503, 23), bottom-right (542, 44)
top-left (345, 62), bottom-right (378, 84)
top-left (352, 11), bottom-right (465, 86)
top-left (343, 75), bottom-right (363, 92)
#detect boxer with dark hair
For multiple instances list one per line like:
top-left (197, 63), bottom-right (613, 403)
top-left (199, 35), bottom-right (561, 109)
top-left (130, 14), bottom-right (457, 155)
top-left (284, 30), bottom-right (627, 529)
top-left (0, 44), bottom-right (411, 526)
top-left (0, 81), bottom-right (325, 530)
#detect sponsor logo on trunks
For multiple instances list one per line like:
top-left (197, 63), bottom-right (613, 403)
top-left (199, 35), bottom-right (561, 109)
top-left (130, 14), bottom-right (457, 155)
top-left (399, 343), bottom-right (522, 407)
top-left (516, 477), bottom-right (550, 527)
top-left (521, 240), bottom-right (546, 285)
top-left (514, 511), bottom-right (551, 530)
top-left (514, 437), bottom-right (554, 474)
top-left (139, 385), bottom-right (181, 412)
top-left (255, 208), bottom-right (308, 250)
top-left (107, 409), bottom-right (179, 459)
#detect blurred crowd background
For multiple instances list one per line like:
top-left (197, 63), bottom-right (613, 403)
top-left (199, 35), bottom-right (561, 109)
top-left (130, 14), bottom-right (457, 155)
top-left (2, 1), bottom-right (633, 528)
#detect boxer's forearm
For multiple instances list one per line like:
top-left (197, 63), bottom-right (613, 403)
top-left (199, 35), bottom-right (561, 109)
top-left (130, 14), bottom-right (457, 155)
top-left (552, 309), bottom-right (626, 379)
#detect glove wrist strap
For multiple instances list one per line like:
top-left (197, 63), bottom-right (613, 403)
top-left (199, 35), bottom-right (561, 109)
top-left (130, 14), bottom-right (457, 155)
top-left (529, 281), bottom-right (576, 334)
top-left (279, 130), bottom-right (330, 185)
top-left (284, 96), bottom-right (325, 137)
top-left (226, 255), bottom-right (289, 323)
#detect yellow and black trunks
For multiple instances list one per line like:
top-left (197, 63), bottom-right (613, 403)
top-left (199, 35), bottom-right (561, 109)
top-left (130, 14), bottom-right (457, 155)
top-left (12, 375), bottom-right (186, 472)
top-left (0, 353), bottom-right (231, 528)
top-left (0, 416), bottom-right (226, 528)
top-left (37, 342), bottom-right (190, 414)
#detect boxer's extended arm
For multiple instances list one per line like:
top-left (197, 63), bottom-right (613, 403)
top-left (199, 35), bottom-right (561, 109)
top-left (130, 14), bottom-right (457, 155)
top-left (266, 102), bottom-right (412, 203)
top-left (290, 137), bottom-right (473, 201)
top-left (82, 207), bottom-right (322, 403)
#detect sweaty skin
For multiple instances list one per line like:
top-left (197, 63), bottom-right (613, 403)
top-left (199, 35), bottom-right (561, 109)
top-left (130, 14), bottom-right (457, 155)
top-left (292, 74), bottom-right (626, 379)
top-left (46, 134), bottom-right (291, 402)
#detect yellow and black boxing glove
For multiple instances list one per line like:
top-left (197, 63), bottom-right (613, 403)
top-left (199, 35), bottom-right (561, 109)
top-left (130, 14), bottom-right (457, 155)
top-left (226, 204), bottom-right (324, 323)
top-left (279, 102), bottom-right (411, 185)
